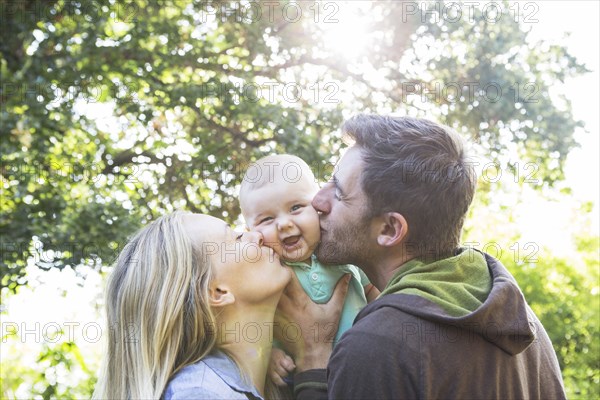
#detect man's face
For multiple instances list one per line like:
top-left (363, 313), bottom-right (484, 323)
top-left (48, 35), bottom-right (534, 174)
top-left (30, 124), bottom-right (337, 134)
top-left (311, 146), bottom-right (375, 266)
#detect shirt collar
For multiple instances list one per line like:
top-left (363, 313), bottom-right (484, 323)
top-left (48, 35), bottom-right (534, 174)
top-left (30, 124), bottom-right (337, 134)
top-left (203, 350), bottom-right (264, 399)
top-left (284, 253), bottom-right (317, 271)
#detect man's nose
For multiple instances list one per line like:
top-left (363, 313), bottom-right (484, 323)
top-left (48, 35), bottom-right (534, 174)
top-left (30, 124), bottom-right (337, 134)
top-left (312, 186), bottom-right (331, 214)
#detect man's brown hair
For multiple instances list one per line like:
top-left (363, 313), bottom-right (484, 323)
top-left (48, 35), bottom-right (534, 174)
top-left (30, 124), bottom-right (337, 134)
top-left (343, 114), bottom-right (477, 259)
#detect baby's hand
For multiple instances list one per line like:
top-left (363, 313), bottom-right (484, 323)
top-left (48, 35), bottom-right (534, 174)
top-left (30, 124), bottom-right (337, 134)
top-left (269, 348), bottom-right (296, 387)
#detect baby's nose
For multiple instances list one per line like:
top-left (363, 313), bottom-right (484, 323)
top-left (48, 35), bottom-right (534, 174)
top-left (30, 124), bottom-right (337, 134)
top-left (277, 217), bottom-right (293, 231)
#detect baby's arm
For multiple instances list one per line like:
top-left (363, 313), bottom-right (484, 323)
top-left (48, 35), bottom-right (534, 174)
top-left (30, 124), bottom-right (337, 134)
top-left (269, 347), bottom-right (296, 387)
top-left (364, 283), bottom-right (381, 303)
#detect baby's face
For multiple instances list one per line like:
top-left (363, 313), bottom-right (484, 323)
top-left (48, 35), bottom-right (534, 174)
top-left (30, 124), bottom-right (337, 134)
top-left (242, 177), bottom-right (320, 264)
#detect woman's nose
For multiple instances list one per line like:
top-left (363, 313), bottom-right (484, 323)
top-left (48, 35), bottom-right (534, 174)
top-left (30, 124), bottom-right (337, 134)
top-left (243, 231), bottom-right (264, 246)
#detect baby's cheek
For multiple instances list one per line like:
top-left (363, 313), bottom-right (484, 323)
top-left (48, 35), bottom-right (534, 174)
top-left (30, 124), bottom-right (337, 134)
top-left (257, 228), bottom-right (280, 250)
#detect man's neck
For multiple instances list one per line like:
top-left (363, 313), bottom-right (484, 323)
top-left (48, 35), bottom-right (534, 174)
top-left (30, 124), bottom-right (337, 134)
top-left (362, 252), bottom-right (417, 292)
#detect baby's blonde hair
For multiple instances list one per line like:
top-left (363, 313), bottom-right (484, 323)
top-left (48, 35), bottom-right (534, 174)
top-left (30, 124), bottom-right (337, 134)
top-left (239, 154), bottom-right (318, 216)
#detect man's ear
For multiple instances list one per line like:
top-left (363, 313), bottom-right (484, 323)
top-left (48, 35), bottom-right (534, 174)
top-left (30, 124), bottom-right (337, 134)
top-left (209, 285), bottom-right (235, 308)
top-left (376, 212), bottom-right (408, 247)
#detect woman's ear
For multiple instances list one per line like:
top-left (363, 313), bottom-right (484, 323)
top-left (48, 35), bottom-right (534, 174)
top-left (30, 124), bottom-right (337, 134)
top-left (376, 212), bottom-right (408, 247)
top-left (209, 285), bottom-right (235, 308)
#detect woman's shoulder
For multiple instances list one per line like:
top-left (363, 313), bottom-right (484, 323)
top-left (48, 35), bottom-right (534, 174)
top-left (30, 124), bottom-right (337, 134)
top-left (163, 352), bottom-right (261, 400)
top-left (163, 356), bottom-right (228, 399)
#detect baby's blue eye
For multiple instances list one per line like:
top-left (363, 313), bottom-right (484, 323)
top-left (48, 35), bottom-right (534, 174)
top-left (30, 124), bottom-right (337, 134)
top-left (291, 204), bottom-right (303, 212)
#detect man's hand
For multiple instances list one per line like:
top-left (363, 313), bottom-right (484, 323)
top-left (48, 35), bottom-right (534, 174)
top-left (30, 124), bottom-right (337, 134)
top-left (275, 273), bottom-right (351, 372)
top-left (268, 348), bottom-right (296, 387)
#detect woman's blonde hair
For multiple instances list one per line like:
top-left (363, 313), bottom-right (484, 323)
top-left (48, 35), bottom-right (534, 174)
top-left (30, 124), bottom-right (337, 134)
top-left (93, 211), bottom-right (217, 399)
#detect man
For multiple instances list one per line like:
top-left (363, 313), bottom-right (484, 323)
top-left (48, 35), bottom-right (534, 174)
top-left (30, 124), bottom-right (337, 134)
top-left (276, 114), bottom-right (566, 399)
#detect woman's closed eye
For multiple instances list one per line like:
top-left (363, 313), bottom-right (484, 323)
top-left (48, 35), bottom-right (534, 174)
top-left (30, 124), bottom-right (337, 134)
top-left (235, 233), bottom-right (243, 241)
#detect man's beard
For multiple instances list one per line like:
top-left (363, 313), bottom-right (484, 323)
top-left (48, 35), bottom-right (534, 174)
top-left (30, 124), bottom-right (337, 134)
top-left (314, 214), bottom-right (373, 267)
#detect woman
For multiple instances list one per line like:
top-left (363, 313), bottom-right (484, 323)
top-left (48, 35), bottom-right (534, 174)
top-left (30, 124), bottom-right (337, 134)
top-left (92, 211), bottom-right (292, 399)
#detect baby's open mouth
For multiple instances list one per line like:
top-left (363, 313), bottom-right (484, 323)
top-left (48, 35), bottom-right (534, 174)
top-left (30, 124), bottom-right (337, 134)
top-left (282, 235), bottom-right (301, 247)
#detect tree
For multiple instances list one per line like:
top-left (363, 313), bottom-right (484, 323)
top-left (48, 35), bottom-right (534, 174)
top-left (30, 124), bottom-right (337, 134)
top-left (2, 0), bottom-right (346, 290)
top-left (1, 1), bottom-right (594, 397)
top-left (1, 1), bottom-right (587, 289)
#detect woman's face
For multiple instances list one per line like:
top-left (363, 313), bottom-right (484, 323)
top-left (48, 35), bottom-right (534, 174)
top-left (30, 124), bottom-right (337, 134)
top-left (183, 214), bottom-right (292, 305)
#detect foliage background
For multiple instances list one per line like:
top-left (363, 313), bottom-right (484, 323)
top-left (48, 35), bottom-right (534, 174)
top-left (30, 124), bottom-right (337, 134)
top-left (1, 0), bottom-right (598, 398)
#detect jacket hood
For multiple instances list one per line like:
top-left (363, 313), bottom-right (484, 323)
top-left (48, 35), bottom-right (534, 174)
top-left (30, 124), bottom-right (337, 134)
top-left (358, 252), bottom-right (537, 355)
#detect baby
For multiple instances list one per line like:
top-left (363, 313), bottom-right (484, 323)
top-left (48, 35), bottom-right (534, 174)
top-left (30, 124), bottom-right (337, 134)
top-left (239, 154), bottom-right (379, 386)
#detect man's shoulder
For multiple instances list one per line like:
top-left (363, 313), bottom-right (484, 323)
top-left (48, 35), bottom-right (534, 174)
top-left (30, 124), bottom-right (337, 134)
top-left (353, 293), bottom-right (430, 324)
top-left (340, 295), bottom-right (426, 344)
top-left (328, 297), bottom-right (423, 399)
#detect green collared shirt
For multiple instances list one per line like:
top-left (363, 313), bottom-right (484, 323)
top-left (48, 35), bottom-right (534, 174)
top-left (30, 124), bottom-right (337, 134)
top-left (286, 254), bottom-right (369, 344)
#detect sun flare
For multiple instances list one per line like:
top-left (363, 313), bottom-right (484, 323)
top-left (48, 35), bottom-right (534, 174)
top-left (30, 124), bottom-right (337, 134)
top-left (320, 2), bottom-right (369, 60)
